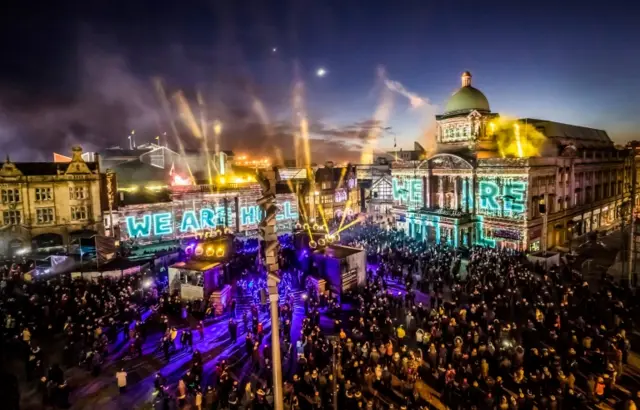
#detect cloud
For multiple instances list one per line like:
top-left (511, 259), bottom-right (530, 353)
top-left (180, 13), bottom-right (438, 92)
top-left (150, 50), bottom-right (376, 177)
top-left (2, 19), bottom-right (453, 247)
top-left (384, 79), bottom-right (428, 109)
top-left (0, 45), bottom-right (164, 160)
top-left (215, 118), bottom-right (381, 164)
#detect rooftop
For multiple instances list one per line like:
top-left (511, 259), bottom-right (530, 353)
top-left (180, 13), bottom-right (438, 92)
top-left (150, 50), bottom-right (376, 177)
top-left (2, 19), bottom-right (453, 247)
top-left (521, 118), bottom-right (612, 146)
top-left (7, 161), bottom-right (98, 176)
top-left (323, 244), bottom-right (364, 259)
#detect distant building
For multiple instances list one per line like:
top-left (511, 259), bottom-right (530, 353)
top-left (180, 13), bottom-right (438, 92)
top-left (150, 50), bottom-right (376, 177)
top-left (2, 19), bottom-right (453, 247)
top-left (387, 142), bottom-right (427, 162)
top-left (356, 158), bottom-right (393, 217)
top-left (304, 163), bottom-right (358, 220)
top-left (0, 147), bottom-right (106, 255)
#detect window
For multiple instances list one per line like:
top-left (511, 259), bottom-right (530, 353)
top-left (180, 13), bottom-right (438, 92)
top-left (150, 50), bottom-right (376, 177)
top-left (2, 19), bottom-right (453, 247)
top-left (71, 205), bottom-right (91, 221)
top-left (3, 210), bottom-right (21, 225)
top-left (35, 187), bottom-right (52, 201)
top-left (36, 208), bottom-right (54, 224)
top-left (69, 186), bottom-right (88, 200)
top-left (1, 189), bottom-right (20, 203)
top-left (321, 181), bottom-right (331, 190)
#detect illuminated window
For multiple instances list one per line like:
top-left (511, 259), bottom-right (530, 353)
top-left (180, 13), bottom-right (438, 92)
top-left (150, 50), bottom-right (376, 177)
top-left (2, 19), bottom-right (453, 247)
top-left (69, 186), bottom-right (88, 200)
top-left (35, 187), bottom-right (53, 201)
top-left (3, 210), bottom-right (21, 225)
top-left (1, 189), bottom-right (20, 204)
top-left (71, 205), bottom-right (91, 221)
top-left (36, 208), bottom-right (54, 224)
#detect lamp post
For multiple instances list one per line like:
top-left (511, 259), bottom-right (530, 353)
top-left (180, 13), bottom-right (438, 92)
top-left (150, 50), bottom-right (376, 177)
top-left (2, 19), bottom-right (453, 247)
top-left (567, 220), bottom-right (575, 255)
top-left (539, 196), bottom-right (548, 256)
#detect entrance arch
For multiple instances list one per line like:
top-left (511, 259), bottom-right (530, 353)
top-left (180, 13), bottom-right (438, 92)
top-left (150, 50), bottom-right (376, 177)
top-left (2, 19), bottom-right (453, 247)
top-left (32, 233), bottom-right (64, 250)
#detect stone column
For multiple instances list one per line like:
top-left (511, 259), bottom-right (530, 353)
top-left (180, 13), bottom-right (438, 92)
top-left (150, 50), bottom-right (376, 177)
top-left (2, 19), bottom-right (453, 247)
top-left (454, 177), bottom-right (459, 210)
top-left (439, 177), bottom-right (444, 208)
top-left (570, 161), bottom-right (575, 207)
top-left (465, 177), bottom-right (471, 213)
top-left (422, 176), bottom-right (427, 208)
top-left (426, 174), bottom-right (431, 208)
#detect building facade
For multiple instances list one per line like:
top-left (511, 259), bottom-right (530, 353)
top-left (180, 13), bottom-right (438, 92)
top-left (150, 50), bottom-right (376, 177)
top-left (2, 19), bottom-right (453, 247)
top-left (356, 160), bottom-right (393, 220)
top-left (0, 147), bottom-right (105, 255)
top-left (391, 72), bottom-right (632, 252)
top-left (308, 164), bottom-right (359, 221)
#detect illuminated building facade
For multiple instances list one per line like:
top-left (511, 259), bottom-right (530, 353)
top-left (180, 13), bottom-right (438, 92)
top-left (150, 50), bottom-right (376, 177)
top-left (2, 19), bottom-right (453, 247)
top-left (356, 159), bottom-right (393, 219)
top-left (306, 164), bottom-right (358, 221)
top-left (0, 147), bottom-right (106, 255)
top-left (392, 72), bottom-right (632, 251)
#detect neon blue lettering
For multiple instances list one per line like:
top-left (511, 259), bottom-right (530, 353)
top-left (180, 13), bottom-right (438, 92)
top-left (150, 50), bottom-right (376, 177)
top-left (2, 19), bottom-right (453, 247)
top-left (180, 210), bottom-right (200, 232)
top-left (126, 215), bottom-right (152, 238)
top-left (479, 181), bottom-right (500, 210)
top-left (410, 179), bottom-right (423, 203)
top-left (153, 212), bottom-right (173, 236)
top-left (393, 179), bottom-right (408, 201)
top-left (504, 182), bottom-right (526, 213)
top-left (200, 208), bottom-right (217, 229)
top-left (215, 207), bottom-right (226, 225)
top-left (240, 206), bottom-right (255, 225)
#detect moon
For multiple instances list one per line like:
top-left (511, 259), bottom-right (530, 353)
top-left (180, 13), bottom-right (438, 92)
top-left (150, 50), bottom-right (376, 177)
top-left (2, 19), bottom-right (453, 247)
top-left (316, 67), bottom-right (327, 77)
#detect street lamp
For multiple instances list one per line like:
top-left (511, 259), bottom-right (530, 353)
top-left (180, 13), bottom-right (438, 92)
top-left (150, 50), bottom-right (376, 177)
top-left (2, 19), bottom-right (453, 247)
top-left (539, 197), bottom-right (547, 256)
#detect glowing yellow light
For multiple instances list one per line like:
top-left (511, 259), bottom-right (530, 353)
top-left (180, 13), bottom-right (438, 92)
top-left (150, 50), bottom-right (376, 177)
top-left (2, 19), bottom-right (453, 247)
top-left (219, 177), bottom-right (226, 184)
top-left (216, 247), bottom-right (224, 257)
top-left (492, 117), bottom-right (546, 159)
top-left (145, 185), bottom-right (167, 191)
top-left (118, 185), bottom-right (139, 193)
top-left (213, 120), bottom-right (222, 136)
top-left (195, 245), bottom-right (204, 256)
top-left (206, 246), bottom-right (214, 257)
top-left (513, 123), bottom-right (524, 158)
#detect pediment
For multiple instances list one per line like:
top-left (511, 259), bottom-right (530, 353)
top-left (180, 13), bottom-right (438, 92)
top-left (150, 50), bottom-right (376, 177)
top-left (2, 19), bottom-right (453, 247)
top-left (371, 175), bottom-right (392, 189)
top-left (426, 153), bottom-right (474, 170)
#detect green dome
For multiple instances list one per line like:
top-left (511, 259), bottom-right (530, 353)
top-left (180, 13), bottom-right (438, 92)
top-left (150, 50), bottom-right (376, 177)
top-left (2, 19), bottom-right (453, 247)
top-left (444, 72), bottom-right (490, 114)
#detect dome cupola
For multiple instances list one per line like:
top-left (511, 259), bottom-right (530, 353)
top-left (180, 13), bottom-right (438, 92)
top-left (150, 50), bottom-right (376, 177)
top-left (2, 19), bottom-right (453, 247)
top-left (444, 71), bottom-right (490, 115)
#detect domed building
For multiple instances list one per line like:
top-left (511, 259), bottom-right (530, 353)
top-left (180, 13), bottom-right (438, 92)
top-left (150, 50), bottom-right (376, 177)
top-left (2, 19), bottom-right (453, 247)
top-left (443, 71), bottom-right (491, 115)
top-left (389, 71), bottom-right (634, 254)
top-left (435, 71), bottom-right (500, 157)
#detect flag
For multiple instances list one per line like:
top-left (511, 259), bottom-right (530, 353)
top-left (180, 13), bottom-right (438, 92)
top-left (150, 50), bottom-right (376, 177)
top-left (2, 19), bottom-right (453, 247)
top-left (95, 235), bottom-right (117, 265)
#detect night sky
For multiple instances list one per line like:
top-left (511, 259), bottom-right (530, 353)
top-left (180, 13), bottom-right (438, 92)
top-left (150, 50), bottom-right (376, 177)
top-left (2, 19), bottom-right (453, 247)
top-left (0, 0), bottom-right (637, 162)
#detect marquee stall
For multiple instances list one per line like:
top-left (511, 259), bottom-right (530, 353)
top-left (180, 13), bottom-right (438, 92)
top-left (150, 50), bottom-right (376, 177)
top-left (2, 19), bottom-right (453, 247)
top-left (168, 260), bottom-right (226, 300)
top-left (311, 244), bottom-right (366, 298)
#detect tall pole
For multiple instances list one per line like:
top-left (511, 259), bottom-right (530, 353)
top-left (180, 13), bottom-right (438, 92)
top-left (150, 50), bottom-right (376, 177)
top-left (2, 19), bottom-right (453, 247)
top-left (257, 168), bottom-right (284, 410)
top-left (628, 143), bottom-right (637, 287)
top-left (106, 170), bottom-right (115, 237)
top-left (541, 193), bottom-right (548, 256)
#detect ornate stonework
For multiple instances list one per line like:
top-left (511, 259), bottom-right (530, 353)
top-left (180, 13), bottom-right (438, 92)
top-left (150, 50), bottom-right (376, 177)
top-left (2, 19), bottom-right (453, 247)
top-left (428, 154), bottom-right (474, 170)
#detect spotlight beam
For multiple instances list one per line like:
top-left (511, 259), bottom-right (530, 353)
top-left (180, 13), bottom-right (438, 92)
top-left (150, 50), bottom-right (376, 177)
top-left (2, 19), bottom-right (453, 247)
top-left (338, 198), bottom-right (351, 232)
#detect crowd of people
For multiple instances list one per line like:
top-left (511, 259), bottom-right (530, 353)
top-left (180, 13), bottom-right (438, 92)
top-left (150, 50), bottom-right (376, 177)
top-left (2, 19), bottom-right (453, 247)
top-left (0, 260), bottom-right (151, 409)
top-left (1, 223), bottom-right (640, 409)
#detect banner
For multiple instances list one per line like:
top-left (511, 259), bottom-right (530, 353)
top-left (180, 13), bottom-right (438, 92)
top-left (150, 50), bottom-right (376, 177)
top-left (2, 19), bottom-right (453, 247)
top-left (95, 235), bottom-right (117, 265)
